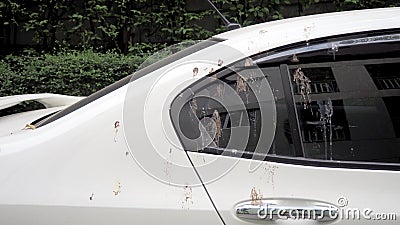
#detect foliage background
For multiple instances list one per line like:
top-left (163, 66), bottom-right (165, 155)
top-left (0, 0), bottom-right (399, 98)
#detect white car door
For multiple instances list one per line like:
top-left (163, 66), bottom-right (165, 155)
top-left (170, 30), bottom-right (400, 224)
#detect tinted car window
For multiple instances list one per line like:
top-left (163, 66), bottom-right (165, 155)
top-left (170, 60), bottom-right (294, 159)
top-left (288, 59), bottom-right (400, 163)
top-left (277, 33), bottom-right (400, 163)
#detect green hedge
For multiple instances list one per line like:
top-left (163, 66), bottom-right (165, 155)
top-left (0, 50), bottom-right (144, 97)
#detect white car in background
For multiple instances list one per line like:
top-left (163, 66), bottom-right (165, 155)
top-left (0, 94), bottom-right (84, 136)
top-left (0, 7), bottom-right (399, 225)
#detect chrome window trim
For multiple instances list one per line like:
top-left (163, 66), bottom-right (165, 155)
top-left (254, 33), bottom-right (400, 64)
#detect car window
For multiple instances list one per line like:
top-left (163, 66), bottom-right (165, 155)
top-left (277, 31), bottom-right (400, 164)
top-left (171, 30), bottom-right (400, 167)
top-left (288, 58), bottom-right (400, 163)
top-left (170, 60), bottom-right (291, 159)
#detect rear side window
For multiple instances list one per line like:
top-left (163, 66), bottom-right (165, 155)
top-left (170, 60), bottom-right (292, 159)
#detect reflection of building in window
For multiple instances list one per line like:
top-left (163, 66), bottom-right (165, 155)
top-left (383, 96), bottom-right (400, 138)
top-left (289, 66), bottom-right (350, 145)
top-left (294, 59), bottom-right (400, 162)
top-left (296, 100), bottom-right (351, 143)
top-left (366, 63), bottom-right (400, 89)
top-left (290, 67), bottom-right (339, 94)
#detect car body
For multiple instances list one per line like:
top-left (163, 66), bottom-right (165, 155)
top-left (0, 7), bottom-right (400, 225)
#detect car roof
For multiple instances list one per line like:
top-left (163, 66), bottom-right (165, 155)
top-left (214, 7), bottom-right (400, 52)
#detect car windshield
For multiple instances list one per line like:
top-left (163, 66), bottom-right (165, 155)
top-left (36, 38), bottom-right (224, 127)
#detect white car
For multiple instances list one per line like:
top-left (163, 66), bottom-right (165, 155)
top-left (0, 7), bottom-right (399, 225)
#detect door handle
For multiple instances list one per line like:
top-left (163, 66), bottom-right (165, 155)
top-left (235, 198), bottom-right (339, 222)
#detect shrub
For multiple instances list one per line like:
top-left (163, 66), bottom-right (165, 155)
top-left (0, 61), bottom-right (13, 95)
top-left (0, 50), bottom-right (144, 97)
